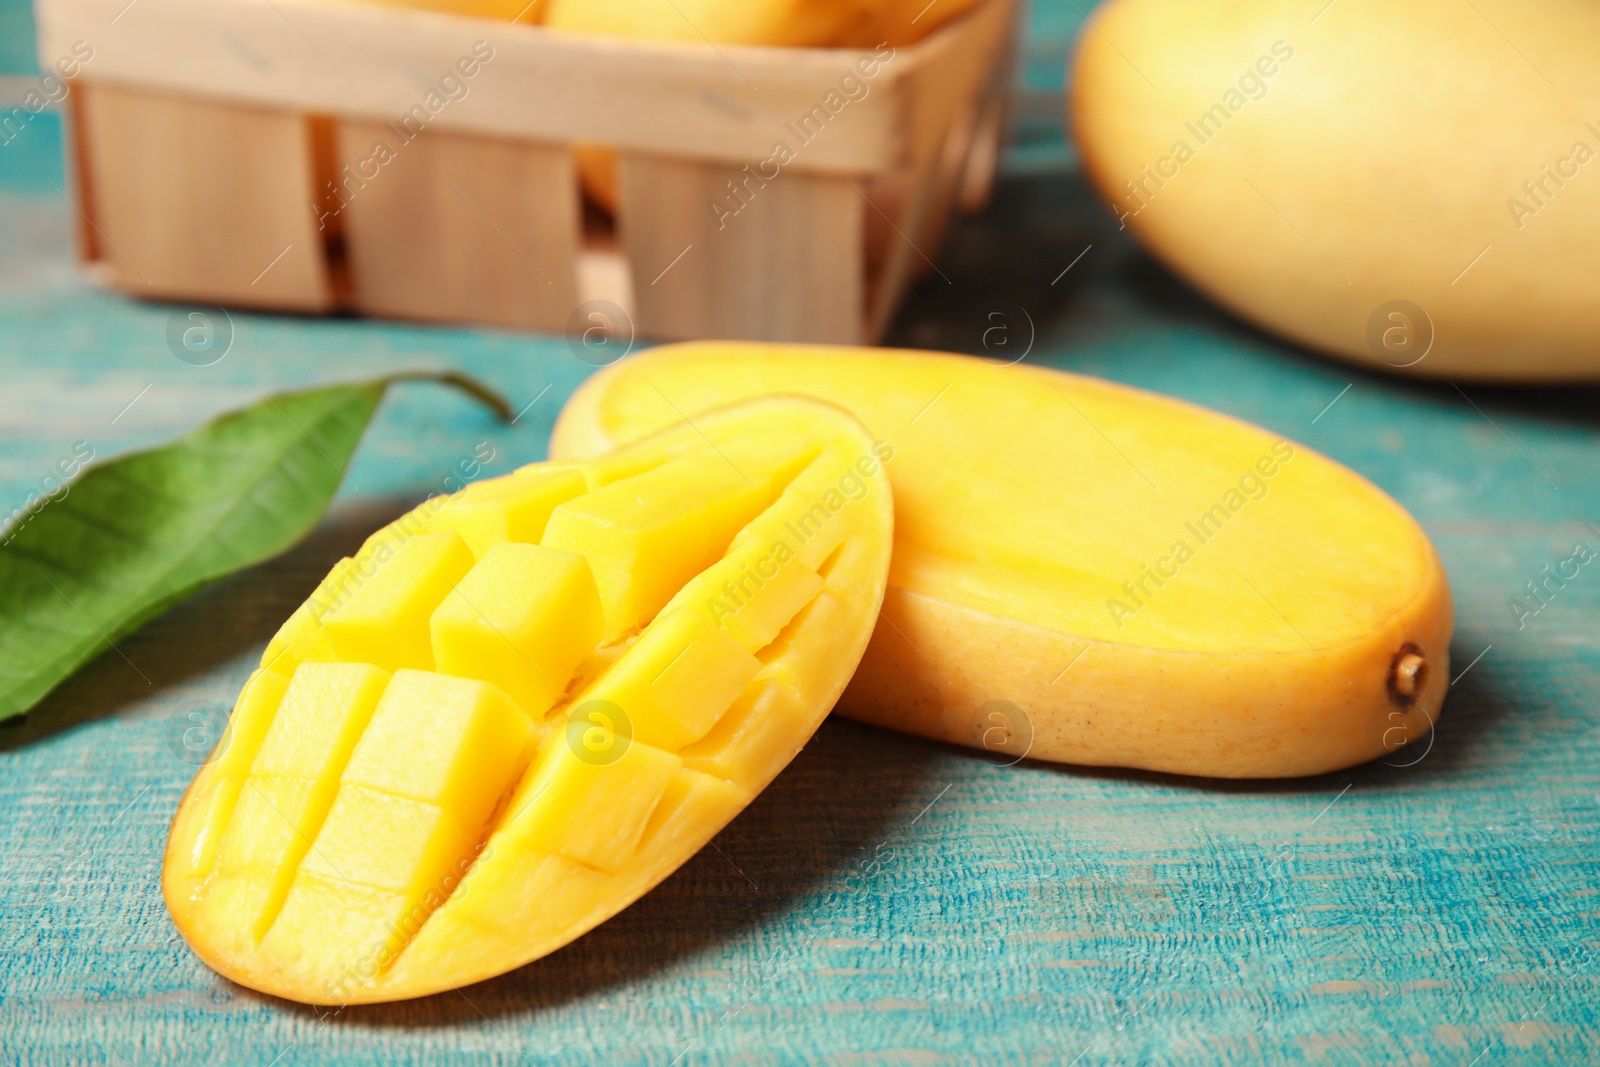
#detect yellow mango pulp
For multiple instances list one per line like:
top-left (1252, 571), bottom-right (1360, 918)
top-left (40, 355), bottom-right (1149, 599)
top-left (163, 397), bottom-right (893, 1004)
top-left (552, 343), bottom-right (1454, 778)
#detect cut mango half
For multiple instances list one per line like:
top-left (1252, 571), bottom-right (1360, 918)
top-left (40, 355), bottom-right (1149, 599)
top-left (163, 397), bottom-right (893, 1004)
top-left (553, 342), bottom-right (1455, 778)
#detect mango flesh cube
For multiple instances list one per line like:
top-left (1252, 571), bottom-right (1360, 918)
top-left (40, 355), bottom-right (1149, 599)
top-left (343, 669), bottom-right (533, 804)
top-left (251, 662), bottom-right (391, 780)
top-left (683, 593), bottom-right (859, 788)
top-left (727, 456), bottom-right (870, 573)
top-left (526, 451), bottom-right (664, 491)
top-left (423, 467), bottom-right (587, 558)
top-left (670, 542), bottom-right (826, 652)
top-left (634, 768), bottom-right (753, 868)
top-left (429, 544), bottom-right (602, 717)
top-left (218, 669), bottom-right (293, 777)
top-left (301, 785), bottom-right (476, 895)
top-left (317, 531), bottom-right (475, 672)
top-left (755, 590), bottom-right (858, 690)
top-left (384, 852), bottom-right (608, 990)
top-left (552, 342), bottom-right (1455, 778)
top-left (260, 874), bottom-right (418, 994)
top-left (175, 668), bottom-right (291, 878)
top-left (214, 662), bottom-right (390, 939)
top-left (680, 677), bottom-right (807, 786)
top-left (573, 607), bottom-right (762, 750)
top-left (503, 737), bottom-right (681, 873)
top-left (540, 456), bottom-right (774, 640)
top-left (212, 776), bottom-right (320, 940)
top-left (216, 776), bottom-right (321, 877)
top-left (711, 436), bottom-right (820, 490)
top-left (197, 872), bottom-right (313, 961)
top-left (163, 396), bottom-right (893, 1005)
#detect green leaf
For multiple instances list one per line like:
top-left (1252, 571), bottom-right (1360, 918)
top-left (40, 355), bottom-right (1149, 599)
top-left (0, 372), bottom-right (511, 723)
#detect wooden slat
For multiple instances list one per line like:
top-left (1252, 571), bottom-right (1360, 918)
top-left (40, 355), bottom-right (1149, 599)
top-left (858, 0), bottom-right (1011, 338)
top-left (62, 82), bottom-right (99, 267)
top-left (863, 145), bottom-right (946, 343)
top-left (75, 82), bottom-right (331, 309)
top-left (903, 100), bottom-right (981, 281)
top-left (617, 153), bottom-right (863, 344)
top-left (957, 8), bottom-right (1018, 214)
top-left (900, 0), bottom-right (1015, 165)
top-left (35, 0), bottom-right (1004, 175)
top-left (335, 121), bottom-right (579, 331)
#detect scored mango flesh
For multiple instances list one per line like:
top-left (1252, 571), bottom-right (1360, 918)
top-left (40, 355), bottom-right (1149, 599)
top-left (163, 397), bottom-right (892, 1004)
top-left (552, 342), bottom-right (1455, 778)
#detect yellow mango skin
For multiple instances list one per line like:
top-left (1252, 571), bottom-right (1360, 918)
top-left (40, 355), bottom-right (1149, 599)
top-left (543, 0), bottom-right (870, 47)
top-left (163, 397), bottom-right (892, 1004)
top-left (1072, 0), bottom-right (1600, 381)
top-left (855, 0), bottom-right (986, 46)
top-left (552, 342), bottom-right (1454, 778)
top-left (544, 0), bottom-right (977, 45)
top-left (548, 0), bottom-right (986, 214)
top-left (326, 0), bottom-right (546, 22)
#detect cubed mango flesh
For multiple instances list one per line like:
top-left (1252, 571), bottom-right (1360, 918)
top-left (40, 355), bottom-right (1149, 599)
top-left (429, 543), bottom-right (602, 717)
top-left (300, 786), bottom-right (478, 894)
top-left (250, 661), bottom-right (391, 780)
top-left (162, 396), bottom-right (893, 1004)
top-left (540, 455), bottom-right (777, 640)
top-left (422, 467), bottom-right (587, 559)
top-left (171, 668), bottom-right (291, 879)
top-left (316, 532), bottom-right (476, 673)
top-left (502, 736), bottom-right (681, 873)
top-left (341, 669), bottom-right (537, 818)
top-left (552, 342), bottom-right (1455, 778)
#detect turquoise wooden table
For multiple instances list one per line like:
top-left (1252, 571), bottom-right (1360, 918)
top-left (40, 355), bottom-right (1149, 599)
top-left (3, 4), bottom-right (1598, 1064)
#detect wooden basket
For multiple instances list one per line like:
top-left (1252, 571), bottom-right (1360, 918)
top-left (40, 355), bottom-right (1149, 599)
top-left (36, 0), bottom-right (1017, 344)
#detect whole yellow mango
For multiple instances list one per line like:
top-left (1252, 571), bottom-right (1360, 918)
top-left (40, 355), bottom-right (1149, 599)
top-left (553, 343), bottom-right (1454, 778)
top-left (543, 0), bottom-right (868, 46)
top-left (854, 0), bottom-right (986, 46)
top-left (545, 0), bottom-right (989, 213)
top-left (164, 397), bottom-right (893, 1004)
top-left (1072, 0), bottom-right (1600, 380)
top-left (544, 0), bottom-right (870, 214)
top-left (327, 0), bottom-right (546, 20)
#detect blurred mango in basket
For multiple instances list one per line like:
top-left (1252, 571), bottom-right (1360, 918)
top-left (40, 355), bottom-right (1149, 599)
top-left (336, 0), bottom-right (985, 212)
top-left (546, 0), bottom-right (985, 212)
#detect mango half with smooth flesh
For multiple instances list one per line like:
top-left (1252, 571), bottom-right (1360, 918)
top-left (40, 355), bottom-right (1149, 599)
top-left (162, 397), bottom-right (893, 1004)
top-left (553, 343), bottom-right (1454, 778)
top-left (1071, 0), bottom-right (1600, 381)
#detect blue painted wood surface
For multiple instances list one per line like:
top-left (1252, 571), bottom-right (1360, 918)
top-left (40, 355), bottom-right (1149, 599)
top-left (2, 4), bottom-right (1598, 1064)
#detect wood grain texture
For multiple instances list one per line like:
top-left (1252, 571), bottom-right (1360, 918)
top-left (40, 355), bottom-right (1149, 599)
top-left (75, 83), bottom-right (331, 310)
top-left (619, 153), bottom-right (864, 344)
top-left (49, 0), bottom-right (1012, 342)
top-left (337, 121), bottom-right (579, 331)
top-left (36, 0), bottom-right (1010, 175)
top-left (4, 4), bottom-right (1600, 1062)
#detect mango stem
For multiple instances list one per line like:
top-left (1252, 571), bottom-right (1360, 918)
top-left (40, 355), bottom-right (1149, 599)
top-left (1389, 647), bottom-right (1428, 703)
